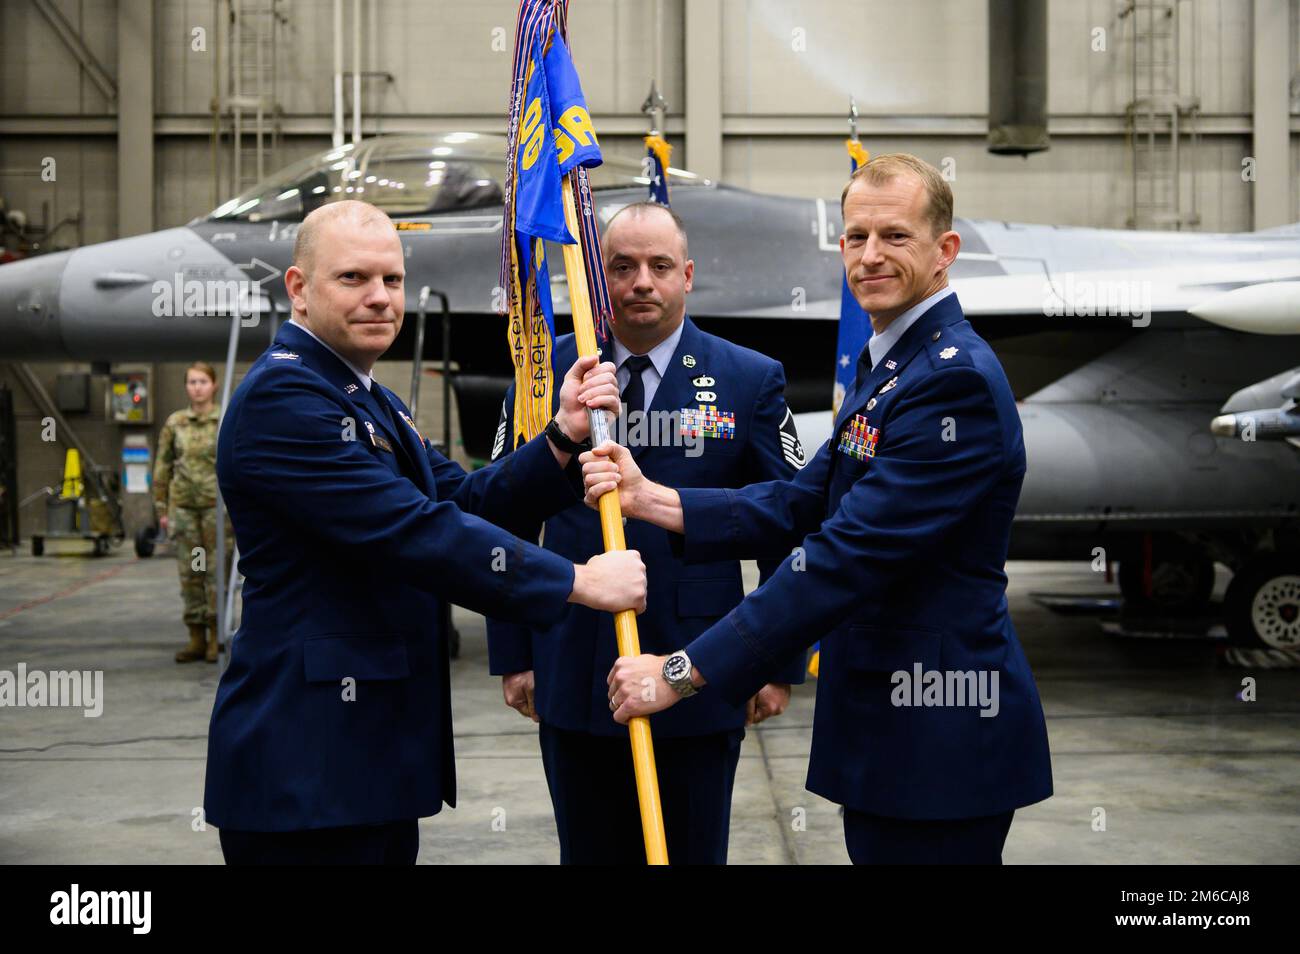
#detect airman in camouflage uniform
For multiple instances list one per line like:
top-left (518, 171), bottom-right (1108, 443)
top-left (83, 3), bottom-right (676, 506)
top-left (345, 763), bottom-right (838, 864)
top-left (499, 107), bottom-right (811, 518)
top-left (154, 403), bottom-right (231, 662)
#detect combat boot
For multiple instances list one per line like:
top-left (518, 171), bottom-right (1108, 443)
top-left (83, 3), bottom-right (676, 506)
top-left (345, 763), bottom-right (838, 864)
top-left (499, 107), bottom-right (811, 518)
top-left (205, 621), bottom-right (220, 663)
top-left (176, 624), bottom-right (206, 663)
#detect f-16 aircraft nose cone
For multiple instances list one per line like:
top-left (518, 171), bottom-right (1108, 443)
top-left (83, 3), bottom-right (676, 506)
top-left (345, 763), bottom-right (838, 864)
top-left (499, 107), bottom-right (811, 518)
top-left (0, 250), bottom-right (72, 357)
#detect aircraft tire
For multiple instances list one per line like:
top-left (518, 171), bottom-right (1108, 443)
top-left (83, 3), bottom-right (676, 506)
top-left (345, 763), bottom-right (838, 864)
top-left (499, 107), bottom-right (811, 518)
top-left (1225, 553), bottom-right (1300, 652)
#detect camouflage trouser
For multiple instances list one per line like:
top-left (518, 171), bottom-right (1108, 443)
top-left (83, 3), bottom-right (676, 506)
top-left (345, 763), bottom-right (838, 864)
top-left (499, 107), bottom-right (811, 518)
top-left (170, 505), bottom-right (233, 625)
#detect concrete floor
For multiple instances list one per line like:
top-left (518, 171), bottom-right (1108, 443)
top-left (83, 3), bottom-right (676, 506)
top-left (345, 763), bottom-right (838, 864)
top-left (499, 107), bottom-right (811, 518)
top-left (1, 544), bottom-right (1297, 864)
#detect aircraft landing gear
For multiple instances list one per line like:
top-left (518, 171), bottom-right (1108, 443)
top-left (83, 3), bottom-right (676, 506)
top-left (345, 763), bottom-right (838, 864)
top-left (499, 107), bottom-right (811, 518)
top-left (1224, 553), bottom-right (1300, 652)
top-left (1118, 534), bottom-right (1216, 616)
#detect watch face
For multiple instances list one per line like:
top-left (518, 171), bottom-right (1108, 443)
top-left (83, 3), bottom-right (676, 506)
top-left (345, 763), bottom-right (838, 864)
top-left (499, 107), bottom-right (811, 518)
top-left (664, 654), bottom-right (689, 683)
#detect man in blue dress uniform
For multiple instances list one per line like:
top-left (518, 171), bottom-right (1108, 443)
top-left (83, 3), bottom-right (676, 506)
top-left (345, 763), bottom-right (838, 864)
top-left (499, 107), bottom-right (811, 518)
top-left (487, 202), bottom-right (807, 864)
top-left (204, 200), bottom-right (646, 864)
top-left (588, 157), bottom-right (1053, 864)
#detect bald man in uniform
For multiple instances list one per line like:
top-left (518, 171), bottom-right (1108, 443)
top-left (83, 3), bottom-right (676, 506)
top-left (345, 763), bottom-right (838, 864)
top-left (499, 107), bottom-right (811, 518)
top-left (204, 200), bottom-right (646, 864)
top-left (487, 202), bottom-right (806, 864)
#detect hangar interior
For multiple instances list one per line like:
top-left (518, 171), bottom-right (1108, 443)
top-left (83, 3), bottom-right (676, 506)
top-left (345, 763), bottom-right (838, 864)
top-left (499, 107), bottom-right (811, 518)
top-left (2, 0), bottom-right (1298, 542)
top-left (0, 0), bottom-right (1297, 865)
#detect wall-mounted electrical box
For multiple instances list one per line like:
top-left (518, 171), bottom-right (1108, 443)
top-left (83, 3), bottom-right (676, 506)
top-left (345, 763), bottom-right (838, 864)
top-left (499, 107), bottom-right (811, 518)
top-left (109, 370), bottom-right (151, 424)
top-left (56, 373), bottom-right (91, 413)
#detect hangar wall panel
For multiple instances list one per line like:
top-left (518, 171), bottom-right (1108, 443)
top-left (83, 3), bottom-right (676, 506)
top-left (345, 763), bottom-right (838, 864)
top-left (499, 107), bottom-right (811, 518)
top-left (0, 0), bottom-right (1293, 241)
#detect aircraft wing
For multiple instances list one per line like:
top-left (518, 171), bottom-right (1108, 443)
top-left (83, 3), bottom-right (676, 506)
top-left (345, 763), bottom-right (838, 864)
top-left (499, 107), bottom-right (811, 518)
top-left (945, 217), bottom-right (1300, 335)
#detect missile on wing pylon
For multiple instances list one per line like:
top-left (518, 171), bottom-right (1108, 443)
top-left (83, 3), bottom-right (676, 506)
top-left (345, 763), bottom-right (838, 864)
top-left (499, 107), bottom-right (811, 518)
top-left (1210, 406), bottom-right (1300, 439)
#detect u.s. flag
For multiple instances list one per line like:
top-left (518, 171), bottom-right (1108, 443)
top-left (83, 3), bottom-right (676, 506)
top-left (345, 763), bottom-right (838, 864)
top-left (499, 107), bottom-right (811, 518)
top-left (644, 134), bottom-right (671, 205)
top-left (815, 139), bottom-right (871, 678)
top-left (832, 139), bottom-right (872, 416)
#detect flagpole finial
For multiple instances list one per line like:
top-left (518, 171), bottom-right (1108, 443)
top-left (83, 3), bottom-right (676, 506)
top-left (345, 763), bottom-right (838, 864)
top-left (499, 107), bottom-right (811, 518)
top-left (642, 80), bottom-right (667, 135)
top-left (848, 96), bottom-right (859, 142)
top-left (641, 80), bottom-right (666, 114)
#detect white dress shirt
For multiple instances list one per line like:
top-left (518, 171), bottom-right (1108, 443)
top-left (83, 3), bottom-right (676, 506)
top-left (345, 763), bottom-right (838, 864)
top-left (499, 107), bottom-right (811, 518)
top-left (867, 286), bottom-right (955, 370)
top-left (289, 318), bottom-right (374, 390)
top-left (609, 319), bottom-right (685, 412)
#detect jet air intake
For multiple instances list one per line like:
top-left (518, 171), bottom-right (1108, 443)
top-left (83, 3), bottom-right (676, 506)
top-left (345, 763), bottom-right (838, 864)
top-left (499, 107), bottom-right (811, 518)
top-left (988, 0), bottom-right (1050, 156)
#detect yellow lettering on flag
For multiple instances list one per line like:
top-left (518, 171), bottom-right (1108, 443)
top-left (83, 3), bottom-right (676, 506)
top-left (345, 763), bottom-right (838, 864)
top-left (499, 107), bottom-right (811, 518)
top-left (521, 97), bottom-right (545, 170)
top-left (552, 106), bottom-right (597, 167)
top-left (559, 105), bottom-right (597, 146)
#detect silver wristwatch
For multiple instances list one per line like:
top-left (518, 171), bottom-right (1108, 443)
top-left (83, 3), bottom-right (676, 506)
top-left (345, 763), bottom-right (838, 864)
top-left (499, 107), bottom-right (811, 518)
top-left (662, 650), bottom-right (698, 698)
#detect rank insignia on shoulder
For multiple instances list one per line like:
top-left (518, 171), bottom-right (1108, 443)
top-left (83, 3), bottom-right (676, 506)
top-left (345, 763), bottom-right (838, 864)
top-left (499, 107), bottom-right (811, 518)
top-left (344, 383), bottom-right (359, 394)
top-left (779, 407), bottom-right (806, 469)
top-left (939, 346), bottom-right (959, 360)
top-left (491, 411), bottom-right (507, 461)
top-left (491, 421), bottom-right (506, 462)
top-left (837, 413), bottom-right (880, 462)
top-left (270, 351), bottom-right (299, 360)
top-left (679, 405), bottom-right (735, 440)
top-left (879, 376), bottom-right (899, 394)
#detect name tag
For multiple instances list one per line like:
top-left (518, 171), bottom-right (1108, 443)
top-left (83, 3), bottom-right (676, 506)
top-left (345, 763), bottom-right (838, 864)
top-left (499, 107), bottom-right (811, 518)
top-left (363, 420), bottom-right (393, 453)
top-left (679, 405), bottom-right (735, 440)
top-left (837, 413), bottom-right (879, 462)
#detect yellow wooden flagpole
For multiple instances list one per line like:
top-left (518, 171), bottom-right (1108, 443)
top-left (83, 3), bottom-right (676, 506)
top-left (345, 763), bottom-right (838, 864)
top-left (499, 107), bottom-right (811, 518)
top-left (559, 175), bottom-right (669, 865)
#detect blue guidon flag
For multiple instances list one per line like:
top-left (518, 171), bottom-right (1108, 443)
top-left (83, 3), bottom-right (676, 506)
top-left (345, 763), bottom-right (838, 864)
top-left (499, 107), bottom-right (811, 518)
top-left (832, 138), bottom-right (872, 417)
top-left (499, 0), bottom-right (614, 450)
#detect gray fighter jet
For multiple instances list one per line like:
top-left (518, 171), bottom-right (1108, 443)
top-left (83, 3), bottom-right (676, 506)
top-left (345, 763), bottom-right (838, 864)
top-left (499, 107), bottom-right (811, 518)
top-left (2, 132), bottom-right (1297, 652)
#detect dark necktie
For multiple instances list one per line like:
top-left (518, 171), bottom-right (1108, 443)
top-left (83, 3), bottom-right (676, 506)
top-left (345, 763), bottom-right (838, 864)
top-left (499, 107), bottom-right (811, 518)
top-left (371, 383), bottom-right (399, 431)
top-left (857, 341), bottom-right (875, 378)
top-left (621, 354), bottom-right (654, 417)
top-left (370, 386), bottom-right (414, 465)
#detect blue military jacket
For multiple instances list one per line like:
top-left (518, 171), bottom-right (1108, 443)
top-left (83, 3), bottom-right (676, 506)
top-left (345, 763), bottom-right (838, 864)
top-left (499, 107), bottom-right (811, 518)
top-left (487, 318), bottom-right (807, 737)
top-left (678, 294), bottom-right (1053, 819)
top-left (204, 321), bottom-right (580, 832)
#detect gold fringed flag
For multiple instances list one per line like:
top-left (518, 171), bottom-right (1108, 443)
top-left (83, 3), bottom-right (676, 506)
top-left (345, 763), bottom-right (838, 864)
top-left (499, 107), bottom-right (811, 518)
top-left (846, 138), bottom-right (869, 171)
top-left (498, 0), bottom-right (613, 450)
top-left (644, 134), bottom-right (672, 205)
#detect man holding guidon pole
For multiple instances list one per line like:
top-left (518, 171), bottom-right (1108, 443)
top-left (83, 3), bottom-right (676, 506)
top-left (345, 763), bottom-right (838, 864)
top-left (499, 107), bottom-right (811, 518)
top-left (497, 0), bottom-right (674, 863)
top-left (489, 200), bottom-right (807, 865)
top-left (586, 154), bottom-right (1053, 865)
